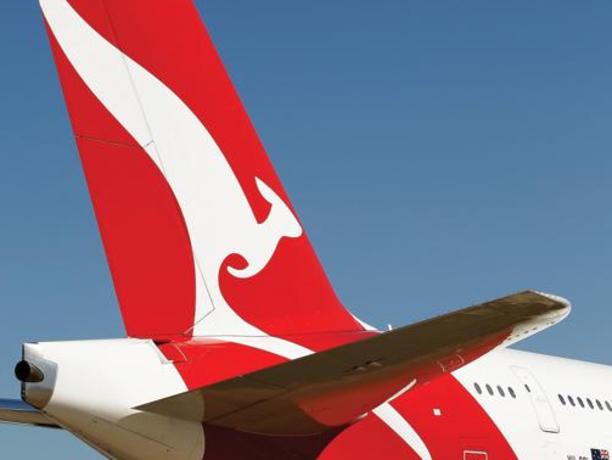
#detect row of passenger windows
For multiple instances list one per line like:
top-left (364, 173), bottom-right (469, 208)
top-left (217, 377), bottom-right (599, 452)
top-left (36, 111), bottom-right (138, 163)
top-left (474, 383), bottom-right (517, 398)
top-left (473, 382), bottom-right (612, 414)
top-left (558, 394), bottom-right (612, 412)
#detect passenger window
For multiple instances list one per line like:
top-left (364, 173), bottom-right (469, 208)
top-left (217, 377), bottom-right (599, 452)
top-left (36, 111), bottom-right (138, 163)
top-left (606, 401), bottom-right (612, 412)
top-left (577, 397), bottom-right (585, 408)
top-left (474, 383), bottom-right (482, 395)
top-left (596, 400), bottom-right (604, 411)
top-left (568, 396), bottom-right (575, 406)
top-left (497, 385), bottom-right (505, 397)
top-left (587, 398), bottom-right (594, 409)
top-left (558, 394), bottom-right (566, 405)
top-left (486, 384), bottom-right (494, 396)
top-left (508, 387), bottom-right (516, 399)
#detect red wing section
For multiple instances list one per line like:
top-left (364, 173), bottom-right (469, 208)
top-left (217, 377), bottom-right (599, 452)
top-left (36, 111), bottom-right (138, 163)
top-left (39, 0), bottom-right (362, 342)
top-left (317, 374), bottom-right (517, 460)
top-left (137, 291), bottom-right (570, 435)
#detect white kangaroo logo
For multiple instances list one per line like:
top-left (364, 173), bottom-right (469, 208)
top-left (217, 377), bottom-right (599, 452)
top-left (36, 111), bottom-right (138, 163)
top-left (42, 0), bottom-right (311, 359)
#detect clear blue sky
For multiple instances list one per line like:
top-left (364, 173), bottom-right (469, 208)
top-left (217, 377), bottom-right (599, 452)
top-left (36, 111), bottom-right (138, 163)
top-left (1, 1), bottom-right (611, 457)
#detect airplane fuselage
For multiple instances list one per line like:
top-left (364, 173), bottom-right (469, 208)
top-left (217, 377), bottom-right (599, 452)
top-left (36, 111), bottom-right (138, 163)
top-left (17, 338), bottom-right (612, 460)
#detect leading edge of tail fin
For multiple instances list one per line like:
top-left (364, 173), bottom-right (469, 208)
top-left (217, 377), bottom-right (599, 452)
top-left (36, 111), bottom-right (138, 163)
top-left (40, 0), bottom-right (364, 348)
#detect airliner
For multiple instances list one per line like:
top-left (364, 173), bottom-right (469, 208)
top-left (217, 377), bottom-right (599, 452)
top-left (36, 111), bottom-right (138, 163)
top-left (1, 1), bottom-right (611, 459)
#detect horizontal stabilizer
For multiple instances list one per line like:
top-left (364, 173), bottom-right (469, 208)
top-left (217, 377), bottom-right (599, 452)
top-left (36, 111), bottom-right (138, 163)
top-left (0, 399), bottom-right (60, 429)
top-left (137, 290), bottom-right (570, 435)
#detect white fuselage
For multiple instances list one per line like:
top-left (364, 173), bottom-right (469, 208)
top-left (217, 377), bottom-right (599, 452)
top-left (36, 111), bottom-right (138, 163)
top-left (22, 338), bottom-right (612, 460)
top-left (455, 348), bottom-right (612, 459)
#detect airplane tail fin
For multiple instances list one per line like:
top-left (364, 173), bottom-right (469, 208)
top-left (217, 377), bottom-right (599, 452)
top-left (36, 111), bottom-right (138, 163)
top-left (40, 0), bottom-right (364, 343)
